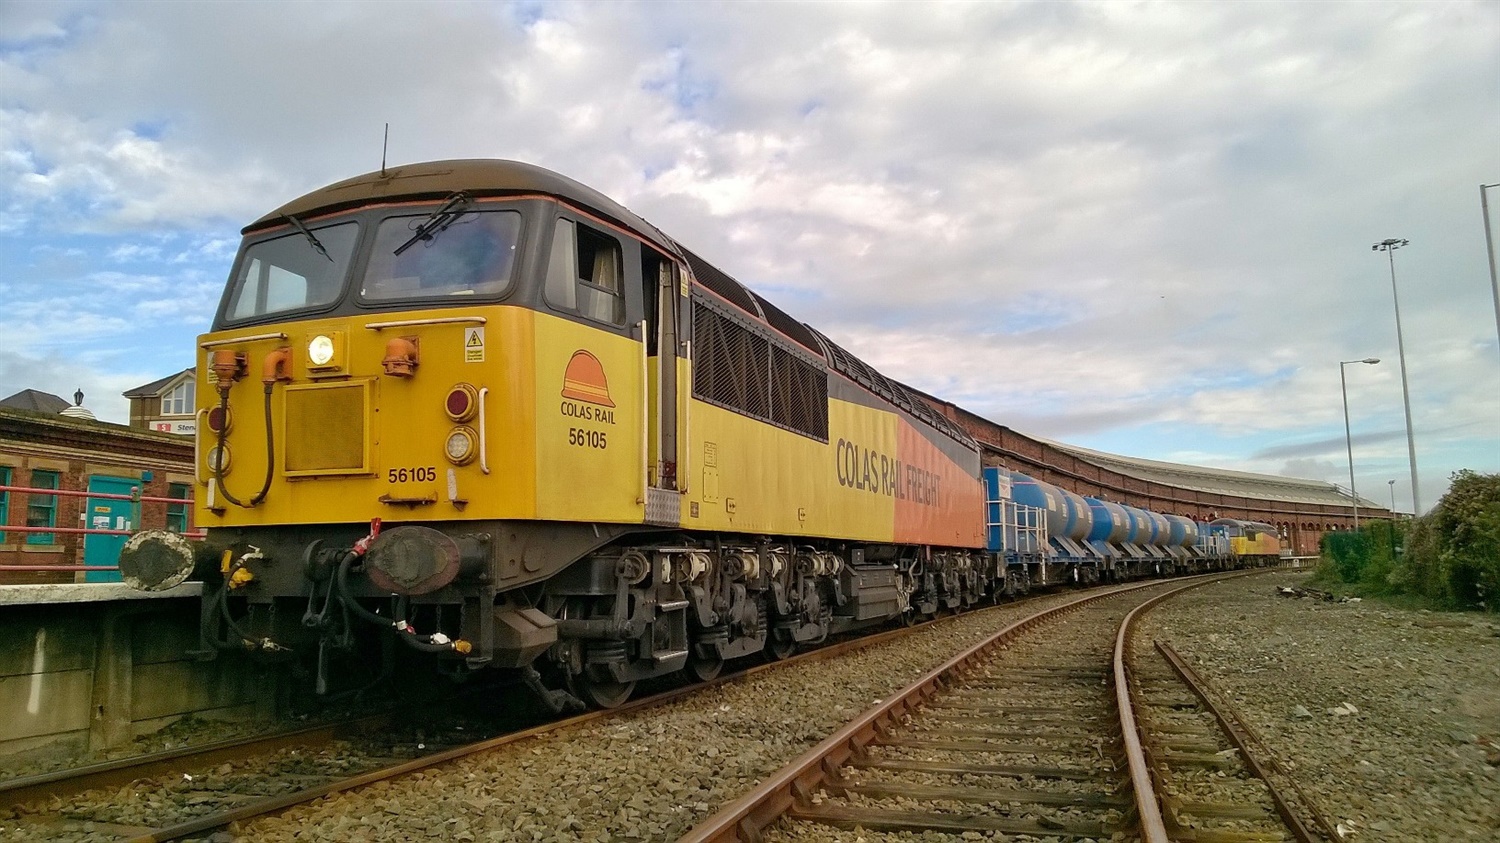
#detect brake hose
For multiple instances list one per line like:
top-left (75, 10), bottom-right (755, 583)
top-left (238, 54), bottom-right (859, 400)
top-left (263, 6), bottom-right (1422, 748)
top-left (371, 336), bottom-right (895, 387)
top-left (212, 384), bottom-right (274, 507)
top-left (333, 552), bottom-right (470, 654)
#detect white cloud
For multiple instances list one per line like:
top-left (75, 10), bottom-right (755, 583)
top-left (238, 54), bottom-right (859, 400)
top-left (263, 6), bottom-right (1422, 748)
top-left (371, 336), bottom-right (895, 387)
top-left (0, 0), bottom-right (1496, 514)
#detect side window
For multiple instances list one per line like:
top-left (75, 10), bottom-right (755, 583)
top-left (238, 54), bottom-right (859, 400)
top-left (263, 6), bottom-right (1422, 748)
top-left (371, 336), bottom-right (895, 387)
top-left (26, 469), bottom-right (59, 546)
top-left (544, 218), bottom-right (624, 325)
top-left (167, 482), bottom-right (192, 533)
top-left (0, 465), bottom-right (9, 544)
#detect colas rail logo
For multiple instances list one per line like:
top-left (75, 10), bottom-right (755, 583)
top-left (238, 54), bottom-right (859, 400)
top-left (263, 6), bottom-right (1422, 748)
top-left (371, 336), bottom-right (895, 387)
top-left (560, 350), bottom-right (616, 423)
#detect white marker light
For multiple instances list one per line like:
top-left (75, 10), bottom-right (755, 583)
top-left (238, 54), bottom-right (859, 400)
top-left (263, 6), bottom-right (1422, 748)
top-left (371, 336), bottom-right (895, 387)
top-left (308, 335), bottom-right (335, 366)
top-left (445, 427), bottom-right (477, 465)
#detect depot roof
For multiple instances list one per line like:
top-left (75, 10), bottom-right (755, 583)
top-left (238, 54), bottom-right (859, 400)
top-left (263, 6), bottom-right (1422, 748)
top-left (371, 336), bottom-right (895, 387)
top-left (1040, 438), bottom-right (1386, 510)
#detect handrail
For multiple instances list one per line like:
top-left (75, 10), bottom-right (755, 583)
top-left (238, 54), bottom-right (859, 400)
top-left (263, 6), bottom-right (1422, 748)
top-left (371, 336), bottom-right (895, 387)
top-left (363, 316), bottom-right (487, 330)
top-left (200, 332), bottom-right (287, 349)
top-left (0, 484), bottom-right (193, 505)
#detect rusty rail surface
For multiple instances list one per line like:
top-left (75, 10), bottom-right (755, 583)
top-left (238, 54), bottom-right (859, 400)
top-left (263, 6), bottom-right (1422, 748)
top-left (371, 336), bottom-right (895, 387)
top-left (108, 591), bottom-right (1018, 842)
top-left (679, 576), bottom-right (1221, 843)
top-left (1155, 640), bottom-right (1341, 842)
top-left (1111, 575), bottom-right (1246, 843)
top-left (1, 712), bottom-right (397, 811)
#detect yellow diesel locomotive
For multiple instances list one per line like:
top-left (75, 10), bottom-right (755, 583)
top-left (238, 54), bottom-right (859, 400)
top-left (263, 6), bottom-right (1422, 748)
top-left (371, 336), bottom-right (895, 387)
top-left (122, 160), bottom-right (989, 707)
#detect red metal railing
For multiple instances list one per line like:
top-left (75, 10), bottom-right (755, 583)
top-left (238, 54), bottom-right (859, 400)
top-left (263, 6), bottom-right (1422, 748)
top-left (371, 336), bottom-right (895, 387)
top-left (0, 484), bottom-right (192, 505)
top-left (0, 481), bottom-right (204, 575)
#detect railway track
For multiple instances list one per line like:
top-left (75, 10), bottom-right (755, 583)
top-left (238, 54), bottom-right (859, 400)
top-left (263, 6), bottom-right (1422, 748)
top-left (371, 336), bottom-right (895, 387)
top-left (1130, 640), bottom-right (1343, 842)
top-left (683, 571), bottom-right (1334, 843)
top-left (1, 593), bottom-right (1017, 842)
top-left (0, 712), bottom-right (399, 812)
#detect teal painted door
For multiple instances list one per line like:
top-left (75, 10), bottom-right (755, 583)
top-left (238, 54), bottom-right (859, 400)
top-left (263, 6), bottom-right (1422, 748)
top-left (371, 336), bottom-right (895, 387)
top-left (83, 475), bottom-right (136, 583)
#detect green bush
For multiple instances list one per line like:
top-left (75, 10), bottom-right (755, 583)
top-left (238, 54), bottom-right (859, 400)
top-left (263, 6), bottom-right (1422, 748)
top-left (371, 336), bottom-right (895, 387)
top-left (1402, 470), bottom-right (1500, 612)
top-left (1321, 530), bottom-right (1370, 583)
top-left (1319, 521), bottom-right (1403, 595)
top-left (1309, 471), bottom-right (1498, 611)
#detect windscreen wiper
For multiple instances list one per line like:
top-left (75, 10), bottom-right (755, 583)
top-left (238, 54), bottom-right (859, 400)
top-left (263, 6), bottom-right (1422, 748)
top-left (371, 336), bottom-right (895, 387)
top-left (283, 214), bottom-right (333, 262)
top-left (394, 191), bottom-right (473, 256)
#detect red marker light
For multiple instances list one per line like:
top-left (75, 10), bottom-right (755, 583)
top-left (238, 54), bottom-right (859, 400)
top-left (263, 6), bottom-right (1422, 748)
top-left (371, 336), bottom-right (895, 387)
top-left (445, 384), bottom-right (479, 422)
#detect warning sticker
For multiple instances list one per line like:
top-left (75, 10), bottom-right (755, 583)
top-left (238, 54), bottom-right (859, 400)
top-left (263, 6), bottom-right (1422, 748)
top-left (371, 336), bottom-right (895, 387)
top-left (464, 327), bottom-right (485, 363)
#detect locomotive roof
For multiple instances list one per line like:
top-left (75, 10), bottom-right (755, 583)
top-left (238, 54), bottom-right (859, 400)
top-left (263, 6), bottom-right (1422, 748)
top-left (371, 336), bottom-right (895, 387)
top-left (1041, 438), bottom-right (1386, 510)
top-left (247, 159), bottom-right (678, 255)
top-left (250, 158), bottom-right (975, 449)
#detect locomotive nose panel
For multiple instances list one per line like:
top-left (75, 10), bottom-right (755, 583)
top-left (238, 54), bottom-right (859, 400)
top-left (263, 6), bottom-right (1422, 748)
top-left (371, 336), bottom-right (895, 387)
top-left (283, 381), bottom-right (371, 474)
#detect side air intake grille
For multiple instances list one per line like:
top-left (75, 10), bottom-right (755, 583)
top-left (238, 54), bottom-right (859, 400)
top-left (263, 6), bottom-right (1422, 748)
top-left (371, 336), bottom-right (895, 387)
top-left (693, 297), bottom-right (828, 442)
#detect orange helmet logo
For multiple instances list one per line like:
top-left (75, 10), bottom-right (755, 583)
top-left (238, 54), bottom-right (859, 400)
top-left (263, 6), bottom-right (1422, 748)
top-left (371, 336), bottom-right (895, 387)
top-left (561, 350), bottom-right (615, 408)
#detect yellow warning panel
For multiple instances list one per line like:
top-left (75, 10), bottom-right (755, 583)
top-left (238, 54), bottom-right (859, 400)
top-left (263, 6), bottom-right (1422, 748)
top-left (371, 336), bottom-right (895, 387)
top-left (464, 326), bottom-right (485, 363)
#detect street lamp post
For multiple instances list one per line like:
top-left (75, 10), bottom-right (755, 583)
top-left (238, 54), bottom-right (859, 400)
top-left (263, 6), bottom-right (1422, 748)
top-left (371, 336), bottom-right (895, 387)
top-left (1387, 479), bottom-right (1399, 558)
top-left (1372, 238), bottom-right (1422, 515)
top-left (1483, 184), bottom-right (1500, 362)
top-left (1340, 357), bottom-right (1380, 529)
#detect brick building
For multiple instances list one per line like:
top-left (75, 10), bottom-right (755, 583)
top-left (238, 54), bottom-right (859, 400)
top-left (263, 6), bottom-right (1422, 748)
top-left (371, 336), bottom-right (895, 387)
top-left (922, 395), bottom-right (1391, 556)
top-left (0, 407), bottom-right (194, 585)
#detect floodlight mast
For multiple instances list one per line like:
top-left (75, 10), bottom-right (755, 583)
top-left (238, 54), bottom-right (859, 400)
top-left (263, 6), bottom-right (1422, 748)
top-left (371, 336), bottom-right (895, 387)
top-left (1482, 184), bottom-right (1500, 363)
top-left (1340, 358), bottom-right (1380, 529)
top-left (1372, 238), bottom-right (1421, 515)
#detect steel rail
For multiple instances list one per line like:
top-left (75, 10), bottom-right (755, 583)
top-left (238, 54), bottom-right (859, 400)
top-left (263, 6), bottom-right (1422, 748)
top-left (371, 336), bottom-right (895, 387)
top-left (1156, 640), bottom-right (1340, 842)
top-left (678, 577), bottom-right (1186, 843)
top-left (114, 589), bottom-right (1029, 842)
top-left (1, 711), bottom-right (397, 811)
top-left (1111, 576), bottom-right (1246, 843)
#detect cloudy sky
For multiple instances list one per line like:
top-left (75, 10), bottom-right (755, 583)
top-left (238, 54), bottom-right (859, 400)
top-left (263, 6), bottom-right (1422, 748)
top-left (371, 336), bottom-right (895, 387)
top-left (2, 0), bottom-right (1497, 514)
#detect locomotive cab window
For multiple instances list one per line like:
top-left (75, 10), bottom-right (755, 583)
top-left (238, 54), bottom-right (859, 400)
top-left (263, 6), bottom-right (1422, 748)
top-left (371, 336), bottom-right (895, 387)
top-left (362, 210), bottom-right (521, 301)
top-left (544, 218), bottom-right (625, 325)
top-left (226, 221), bottom-right (358, 321)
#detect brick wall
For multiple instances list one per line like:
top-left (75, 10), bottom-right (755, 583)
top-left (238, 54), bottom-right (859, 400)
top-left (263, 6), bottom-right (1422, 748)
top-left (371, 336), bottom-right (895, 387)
top-left (922, 394), bottom-right (1379, 555)
top-left (0, 410), bottom-right (193, 584)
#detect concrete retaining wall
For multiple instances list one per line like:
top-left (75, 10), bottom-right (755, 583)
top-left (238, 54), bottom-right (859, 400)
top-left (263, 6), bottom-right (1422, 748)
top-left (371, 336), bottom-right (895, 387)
top-left (0, 586), bottom-right (274, 759)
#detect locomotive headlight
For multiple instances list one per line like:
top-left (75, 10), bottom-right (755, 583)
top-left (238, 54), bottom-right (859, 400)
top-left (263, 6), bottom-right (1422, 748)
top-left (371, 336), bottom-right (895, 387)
top-left (206, 444), bottom-right (232, 475)
top-left (444, 426), bottom-right (478, 465)
top-left (308, 335), bottom-right (335, 366)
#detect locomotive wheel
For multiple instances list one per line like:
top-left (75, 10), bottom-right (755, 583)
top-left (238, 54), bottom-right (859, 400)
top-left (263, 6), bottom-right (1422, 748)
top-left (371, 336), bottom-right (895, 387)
top-left (767, 632), bottom-right (797, 661)
top-left (568, 666), bottom-right (635, 709)
top-left (687, 651), bottom-right (724, 682)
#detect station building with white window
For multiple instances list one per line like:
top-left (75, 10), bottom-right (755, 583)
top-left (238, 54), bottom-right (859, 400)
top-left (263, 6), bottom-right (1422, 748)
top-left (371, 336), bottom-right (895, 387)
top-left (125, 368), bottom-right (197, 436)
top-left (0, 394), bottom-right (193, 584)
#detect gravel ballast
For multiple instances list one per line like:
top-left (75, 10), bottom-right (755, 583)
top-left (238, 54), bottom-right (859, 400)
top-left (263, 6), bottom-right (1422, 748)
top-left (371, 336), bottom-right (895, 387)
top-left (762, 571), bottom-right (1499, 843)
top-left (1137, 572), bottom-right (1500, 842)
top-left (12, 571), bottom-right (1494, 842)
top-left (233, 590), bottom-right (1101, 842)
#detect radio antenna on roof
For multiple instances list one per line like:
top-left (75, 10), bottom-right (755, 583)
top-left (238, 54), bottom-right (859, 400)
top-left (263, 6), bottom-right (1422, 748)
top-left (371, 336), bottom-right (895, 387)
top-left (381, 123), bottom-right (389, 177)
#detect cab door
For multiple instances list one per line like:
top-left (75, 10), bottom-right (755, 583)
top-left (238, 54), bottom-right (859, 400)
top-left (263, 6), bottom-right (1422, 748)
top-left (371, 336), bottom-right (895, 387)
top-left (642, 248), bottom-right (686, 525)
